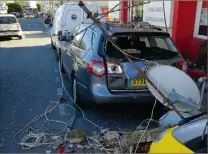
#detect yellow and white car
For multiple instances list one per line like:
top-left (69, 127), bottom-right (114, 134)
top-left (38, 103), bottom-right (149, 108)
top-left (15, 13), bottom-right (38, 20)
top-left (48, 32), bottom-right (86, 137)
top-left (149, 117), bottom-right (207, 153)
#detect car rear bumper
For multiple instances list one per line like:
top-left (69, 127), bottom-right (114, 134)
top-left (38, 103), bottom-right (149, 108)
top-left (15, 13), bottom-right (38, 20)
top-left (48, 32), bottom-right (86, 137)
top-left (0, 30), bottom-right (22, 37)
top-left (78, 83), bottom-right (155, 105)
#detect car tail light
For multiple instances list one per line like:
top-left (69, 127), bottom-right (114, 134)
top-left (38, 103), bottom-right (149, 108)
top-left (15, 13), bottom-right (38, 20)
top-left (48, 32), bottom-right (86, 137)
top-left (87, 61), bottom-right (106, 77)
top-left (16, 24), bottom-right (19, 29)
top-left (58, 31), bottom-right (62, 41)
top-left (107, 62), bottom-right (123, 74)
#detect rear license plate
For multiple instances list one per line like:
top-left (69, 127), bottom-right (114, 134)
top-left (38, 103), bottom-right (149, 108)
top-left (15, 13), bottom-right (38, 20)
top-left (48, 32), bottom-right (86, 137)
top-left (131, 78), bottom-right (147, 87)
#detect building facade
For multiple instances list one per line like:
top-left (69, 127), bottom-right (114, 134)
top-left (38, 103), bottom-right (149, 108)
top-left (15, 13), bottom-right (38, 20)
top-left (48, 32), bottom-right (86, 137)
top-left (119, 0), bottom-right (207, 62)
top-left (172, 1), bottom-right (207, 61)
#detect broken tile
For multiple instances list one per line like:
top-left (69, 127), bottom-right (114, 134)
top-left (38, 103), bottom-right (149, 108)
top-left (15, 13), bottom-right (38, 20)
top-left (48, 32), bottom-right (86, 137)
top-left (66, 130), bottom-right (86, 144)
top-left (76, 144), bottom-right (83, 149)
top-left (100, 128), bottom-right (109, 135)
top-left (68, 138), bottom-right (85, 144)
top-left (103, 131), bottom-right (120, 141)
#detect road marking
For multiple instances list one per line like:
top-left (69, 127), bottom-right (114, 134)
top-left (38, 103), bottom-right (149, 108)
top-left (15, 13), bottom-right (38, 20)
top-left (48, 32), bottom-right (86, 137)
top-left (28, 24), bottom-right (30, 26)
top-left (36, 24), bottom-right (38, 26)
top-left (57, 88), bottom-right (62, 96)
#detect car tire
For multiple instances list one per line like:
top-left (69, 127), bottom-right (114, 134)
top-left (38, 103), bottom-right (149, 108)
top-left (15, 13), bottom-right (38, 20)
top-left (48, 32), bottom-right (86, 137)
top-left (55, 49), bottom-right (61, 62)
top-left (18, 36), bottom-right (22, 40)
top-left (51, 39), bottom-right (56, 50)
top-left (72, 76), bottom-right (82, 107)
top-left (59, 55), bottom-right (65, 73)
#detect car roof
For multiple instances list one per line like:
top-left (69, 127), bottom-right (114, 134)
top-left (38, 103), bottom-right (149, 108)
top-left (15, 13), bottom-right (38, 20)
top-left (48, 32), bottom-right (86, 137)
top-left (106, 27), bottom-right (170, 37)
top-left (80, 22), bottom-right (170, 37)
top-left (0, 14), bottom-right (16, 17)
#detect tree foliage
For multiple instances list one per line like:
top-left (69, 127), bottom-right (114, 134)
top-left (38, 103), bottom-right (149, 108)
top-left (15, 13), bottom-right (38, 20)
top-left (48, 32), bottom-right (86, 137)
top-left (36, 3), bottom-right (42, 12)
top-left (15, 0), bottom-right (25, 6)
top-left (6, 2), bottom-right (23, 13)
top-left (33, 8), bottom-right (38, 15)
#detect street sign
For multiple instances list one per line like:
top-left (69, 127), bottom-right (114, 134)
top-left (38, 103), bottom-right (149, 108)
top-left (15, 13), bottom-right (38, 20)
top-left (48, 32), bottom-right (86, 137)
top-left (143, 1), bottom-right (174, 28)
top-left (108, 1), bottom-right (120, 19)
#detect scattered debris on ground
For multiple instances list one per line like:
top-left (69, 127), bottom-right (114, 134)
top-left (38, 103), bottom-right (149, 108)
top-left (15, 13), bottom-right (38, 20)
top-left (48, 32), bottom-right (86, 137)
top-left (46, 126), bottom-right (166, 153)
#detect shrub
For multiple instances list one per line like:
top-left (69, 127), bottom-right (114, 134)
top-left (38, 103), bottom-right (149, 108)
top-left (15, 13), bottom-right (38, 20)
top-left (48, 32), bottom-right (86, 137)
top-left (36, 3), bottom-right (42, 12)
top-left (6, 2), bottom-right (23, 13)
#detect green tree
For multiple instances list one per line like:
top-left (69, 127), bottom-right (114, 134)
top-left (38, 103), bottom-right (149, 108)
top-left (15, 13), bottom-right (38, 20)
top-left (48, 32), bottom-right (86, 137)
top-left (33, 8), bottom-right (38, 15)
top-left (6, 2), bottom-right (23, 13)
top-left (36, 3), bottom-right (42, 12)
top-left (15, 0), bottom-right (25, 7)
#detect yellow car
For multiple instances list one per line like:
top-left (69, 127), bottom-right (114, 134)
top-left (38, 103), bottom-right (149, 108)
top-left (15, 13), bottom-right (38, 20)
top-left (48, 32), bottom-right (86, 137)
top-left (149, 117), bottom-right (207, 153)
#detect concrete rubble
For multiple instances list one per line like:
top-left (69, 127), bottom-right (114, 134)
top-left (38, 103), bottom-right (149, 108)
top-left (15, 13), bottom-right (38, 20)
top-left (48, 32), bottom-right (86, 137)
top-left (48, 126), bottom-right (167, 153)
top-left (66, 130), bottom-right (86, 144)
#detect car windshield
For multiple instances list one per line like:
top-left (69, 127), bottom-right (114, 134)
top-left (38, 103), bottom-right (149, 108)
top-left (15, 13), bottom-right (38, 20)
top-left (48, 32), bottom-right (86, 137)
top-left (106, 35), bottom-right (180, 60)
top-left (0, 17), bottom-right (17, 24)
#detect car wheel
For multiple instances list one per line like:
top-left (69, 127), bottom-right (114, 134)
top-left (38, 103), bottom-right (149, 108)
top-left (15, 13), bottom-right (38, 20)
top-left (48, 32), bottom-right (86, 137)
top-left (18, 36), bottom-right (23, 40)
top-left (51, 39), bottom-right (56, 50)
top-left (55, 49), bottom-right (61, 62)
top-left (59, 55), bottom-right (65, 73)
top-left (72, 77), bottom-right (82, 106)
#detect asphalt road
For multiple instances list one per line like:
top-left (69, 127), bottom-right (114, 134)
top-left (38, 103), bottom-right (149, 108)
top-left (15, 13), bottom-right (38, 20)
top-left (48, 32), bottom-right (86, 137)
top-left (0, 18), bottom-right (206, 152)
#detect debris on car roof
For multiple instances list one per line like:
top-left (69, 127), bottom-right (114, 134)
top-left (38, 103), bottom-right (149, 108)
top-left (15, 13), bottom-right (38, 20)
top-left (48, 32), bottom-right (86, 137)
top-left (108, 21), bottom-right (163, 31)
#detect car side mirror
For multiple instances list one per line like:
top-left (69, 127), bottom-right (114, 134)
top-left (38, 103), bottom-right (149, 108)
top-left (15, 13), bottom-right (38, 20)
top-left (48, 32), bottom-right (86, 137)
top-left (66, 35), bottom-right (73, 43)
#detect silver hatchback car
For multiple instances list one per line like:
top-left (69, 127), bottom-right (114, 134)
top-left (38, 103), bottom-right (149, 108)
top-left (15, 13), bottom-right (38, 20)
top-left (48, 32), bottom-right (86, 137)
top-left (60, 23), bottom-right (184, 105)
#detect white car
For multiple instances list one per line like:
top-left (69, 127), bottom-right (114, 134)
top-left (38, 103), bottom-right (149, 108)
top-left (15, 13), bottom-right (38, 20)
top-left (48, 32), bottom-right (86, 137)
top-left (0, 14), bottom-right (23, 40)
top-left (50, 2), bottom-right (103, 59)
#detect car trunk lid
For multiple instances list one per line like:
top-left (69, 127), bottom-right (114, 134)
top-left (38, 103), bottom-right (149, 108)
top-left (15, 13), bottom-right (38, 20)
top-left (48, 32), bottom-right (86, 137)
top-left (104, 33), bottom-right (182, 92)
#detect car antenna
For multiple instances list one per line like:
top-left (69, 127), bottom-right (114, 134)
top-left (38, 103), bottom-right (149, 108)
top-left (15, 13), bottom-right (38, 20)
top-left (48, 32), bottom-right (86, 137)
top-left (78, 1), bottom-right (184, 119)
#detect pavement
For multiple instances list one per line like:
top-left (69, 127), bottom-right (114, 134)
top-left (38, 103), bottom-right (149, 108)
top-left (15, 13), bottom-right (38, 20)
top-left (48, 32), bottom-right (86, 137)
top-left (0, 18), bottom-right (207, 153)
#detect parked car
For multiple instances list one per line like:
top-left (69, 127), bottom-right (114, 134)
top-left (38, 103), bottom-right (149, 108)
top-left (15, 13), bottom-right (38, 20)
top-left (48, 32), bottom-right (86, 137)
top-left (59, 23), bottom-right (186, 105)
top-left (44, 15), bottom-right (53, 24)
top-left (0, 14), bottom-right (23, 40)
top-left (19, 12), bottom-right (25, 18)
top-left (149, 115), bottom-right (207, 153)
top-left (50, 2), bottom-right (104, 60)
top-left (10, 12), bottom-right (20, 18)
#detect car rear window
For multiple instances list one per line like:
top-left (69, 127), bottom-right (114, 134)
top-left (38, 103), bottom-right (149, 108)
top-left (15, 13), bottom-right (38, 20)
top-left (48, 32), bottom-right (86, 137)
top-left (0, 17), bottom-right (17, 24)
top-left (106, 35), bottom-right (180, 60)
